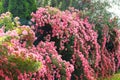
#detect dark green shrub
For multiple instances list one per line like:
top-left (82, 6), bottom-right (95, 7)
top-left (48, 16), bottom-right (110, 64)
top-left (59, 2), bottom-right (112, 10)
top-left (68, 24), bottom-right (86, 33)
top-left (36, 0), bottom-right (79, 10)
top-left (8, 0), bottom-right (37, 19)
top-left (0, 0), bottom-right (37, 25)
top-left (0, 0), bottom-right (9, 13)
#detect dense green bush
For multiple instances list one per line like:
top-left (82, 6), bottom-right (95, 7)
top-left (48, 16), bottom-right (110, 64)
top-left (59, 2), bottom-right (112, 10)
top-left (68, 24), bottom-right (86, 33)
top-left (0, 0), bottom-right (37, 25)
top-left (36, 0), bottom-right (80, 10)
top-left (8, 0), bottom-right (37, 19)
top-left (0, 0), bottom-right (9, 13)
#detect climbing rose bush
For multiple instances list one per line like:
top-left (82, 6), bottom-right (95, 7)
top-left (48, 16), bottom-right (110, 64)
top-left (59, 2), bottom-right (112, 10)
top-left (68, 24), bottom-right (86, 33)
top-left (31, 7), bottom-right (120, 80)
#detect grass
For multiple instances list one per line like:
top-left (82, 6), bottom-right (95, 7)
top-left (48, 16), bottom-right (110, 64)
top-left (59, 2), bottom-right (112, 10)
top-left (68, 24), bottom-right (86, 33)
top-left (110, 73), bottom-right (120, 80)
top-left (98, 70), bottom-right (120, 80)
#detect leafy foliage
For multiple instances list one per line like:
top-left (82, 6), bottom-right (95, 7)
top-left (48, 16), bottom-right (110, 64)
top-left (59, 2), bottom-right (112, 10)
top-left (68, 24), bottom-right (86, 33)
top-left (8, 55), bottom-right (42, 73)
top-left (8, 0), bottom-right (36, 19)
top-left (0, 0), bottom-right (37, 25)
top-left (36, 0), bottom-right (80, 10)
top-left (0, 0), bottom-right (9, 13)
top-left (0, 12), bottom-right (20, 31)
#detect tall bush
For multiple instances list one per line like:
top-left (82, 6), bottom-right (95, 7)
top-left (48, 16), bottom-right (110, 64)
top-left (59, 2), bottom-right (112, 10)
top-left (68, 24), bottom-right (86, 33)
top-left (31, 7), bottom-right (120, 80)
top-left (0, 0), bottom-right (9, 13)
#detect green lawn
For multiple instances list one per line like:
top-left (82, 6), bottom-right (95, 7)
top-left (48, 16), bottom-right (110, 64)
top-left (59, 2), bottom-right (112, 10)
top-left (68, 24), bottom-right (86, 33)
top-left (110, 73), bottom-right (120, 80)
top-left (98, 70), bottom-right (120, 80)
